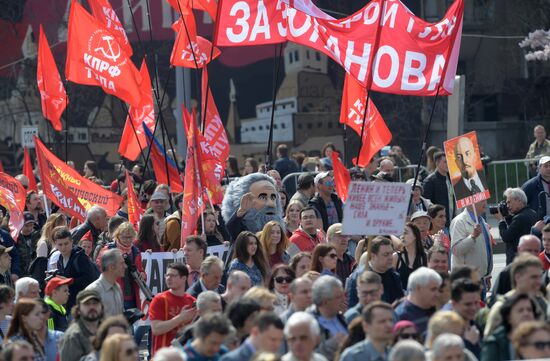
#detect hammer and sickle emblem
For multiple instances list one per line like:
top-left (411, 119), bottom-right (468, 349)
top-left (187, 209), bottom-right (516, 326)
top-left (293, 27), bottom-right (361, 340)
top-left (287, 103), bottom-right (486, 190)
top-left (94, 35), bottom-right (121, 62)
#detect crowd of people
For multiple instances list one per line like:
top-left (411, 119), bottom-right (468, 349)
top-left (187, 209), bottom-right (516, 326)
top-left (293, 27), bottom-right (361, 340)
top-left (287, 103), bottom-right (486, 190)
top-left (0, 127), bottom-right (550, 361)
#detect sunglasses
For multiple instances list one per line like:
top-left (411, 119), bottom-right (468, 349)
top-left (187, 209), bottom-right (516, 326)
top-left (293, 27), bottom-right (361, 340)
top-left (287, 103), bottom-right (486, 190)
top-left (323, 181), bottom-right (335, 186)
top-left (328, 253), bottom-right (338, 259)
top-left (524, 341), bottom-right (550, 350)
top-left (399, 333), bottom-right (417, 339)
top-left (275, 276), bottom-right (294, 284)
top-left (123, 346), bottom-right (139, 356)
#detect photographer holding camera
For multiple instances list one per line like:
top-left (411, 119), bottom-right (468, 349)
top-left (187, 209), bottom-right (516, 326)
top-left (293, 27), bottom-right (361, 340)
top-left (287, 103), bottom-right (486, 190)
top-left (496, 188), bottom-right (538, 265)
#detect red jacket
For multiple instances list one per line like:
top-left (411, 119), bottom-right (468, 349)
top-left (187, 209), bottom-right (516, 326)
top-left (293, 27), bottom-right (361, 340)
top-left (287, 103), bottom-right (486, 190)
top-left (289, 228), bottom-right (325, 252)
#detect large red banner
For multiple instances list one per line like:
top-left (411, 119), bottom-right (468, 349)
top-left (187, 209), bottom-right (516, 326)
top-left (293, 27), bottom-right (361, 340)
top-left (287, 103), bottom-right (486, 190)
top-left (215, 0), bottom-right (464, 95)
top-left (35, 137), bottom-right (123, 217)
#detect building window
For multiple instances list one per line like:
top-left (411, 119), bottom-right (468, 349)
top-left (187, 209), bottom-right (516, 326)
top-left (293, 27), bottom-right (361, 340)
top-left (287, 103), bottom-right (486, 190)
top-left (259, 126), bottom-right (263, 130)
top-left (289, 53), bottom-right (293, 63)
top-left (315, 52), bottom-right (321, 61)
top-left (251, 127), bottom-right (256, 131)
top-left (297, 124), bottom-right (302, 130)
top-left (328, 122), bottom-right (333, 129)
top-left (307, 123), bottom-right (313, 129)
top-left (318, 122), bottom-right (323, 127)
top-left (306, 50), bottom-right (310, 59)
top-left (274, 124), bottom-right (278, 129)
top-left (281, 123), bottom-right (286, 129)
top-left (294, 50), bottom-right (299, 61)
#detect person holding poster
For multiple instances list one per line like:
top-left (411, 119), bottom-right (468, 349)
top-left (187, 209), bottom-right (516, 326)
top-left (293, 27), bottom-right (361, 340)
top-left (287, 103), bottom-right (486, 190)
top-left (444, 132), bottom-right (490, 208)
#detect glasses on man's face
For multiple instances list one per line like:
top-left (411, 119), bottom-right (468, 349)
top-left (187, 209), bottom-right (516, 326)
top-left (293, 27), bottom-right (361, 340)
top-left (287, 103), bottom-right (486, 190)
top-left (524, 340), bottom-right (550, 350)
top-left (275, 276), bottom-right (294, 284)
top-left (324, 181), bottom-right (335, 187)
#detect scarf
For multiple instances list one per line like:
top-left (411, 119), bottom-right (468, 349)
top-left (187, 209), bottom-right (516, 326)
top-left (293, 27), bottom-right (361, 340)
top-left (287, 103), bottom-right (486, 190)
top-left (115, 239), bottom-right (133, 255)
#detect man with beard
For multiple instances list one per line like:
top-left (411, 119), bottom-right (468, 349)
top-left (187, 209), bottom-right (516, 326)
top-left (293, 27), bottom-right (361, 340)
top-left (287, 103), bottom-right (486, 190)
top-left (25, 191), bottom-right (46, 232)
top-left (222, 173), bottom-right (284, 240)
top-left (59, 289), bottom-right (104, 361)
top-left (452, 136), bottom-right (488, 200)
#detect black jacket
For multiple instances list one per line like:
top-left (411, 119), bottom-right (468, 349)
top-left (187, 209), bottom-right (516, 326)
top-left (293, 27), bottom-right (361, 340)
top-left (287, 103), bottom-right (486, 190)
top-left (499, 206), bottom-right (538, 265)
top-left (308, 193), bottom-right (343, 231)
top-left (422, 171), bottom-right (454, 226)
top-left (56, 246), bottom-right (100, 310)
top-left (71, 221), bottom-right (101, 244)
top-left (522, 174), bottom-right (547, 218)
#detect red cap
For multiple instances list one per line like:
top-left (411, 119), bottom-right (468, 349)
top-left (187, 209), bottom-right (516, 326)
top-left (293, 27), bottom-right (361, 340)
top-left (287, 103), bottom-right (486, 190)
top-left (45, 277), bottom-right (74, 296)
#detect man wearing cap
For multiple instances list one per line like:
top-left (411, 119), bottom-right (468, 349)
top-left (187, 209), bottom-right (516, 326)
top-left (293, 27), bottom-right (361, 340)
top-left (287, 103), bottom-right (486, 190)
top-left (308, 172), bottom-right (343, 231)
top-left (59, 289), bottom-right (104, 361)
top-left (15, 212), bottom-right (40, 277)
top-left (411, 211), bottom-right (433, 251)
top-left (406, 179), bottom-right (432, 217)
top-left (290, 173), bottom-right (316, 207)
top-left (85, 248), bottom-right (125, 317)
top-left (522, 155), bottom-right (550, 219)
top-left (44, 276), bottom-right (73, 332)
top-left (326, 223), bottom-right (355, 284)
top-left (0, 245), bottom-right (13, 287)
top-left (147, 191), bottom-right (170, 223)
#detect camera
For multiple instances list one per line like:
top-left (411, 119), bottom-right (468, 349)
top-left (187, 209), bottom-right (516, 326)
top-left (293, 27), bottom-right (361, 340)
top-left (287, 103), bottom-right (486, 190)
top-left (489, 200), bottom-right (509, 217)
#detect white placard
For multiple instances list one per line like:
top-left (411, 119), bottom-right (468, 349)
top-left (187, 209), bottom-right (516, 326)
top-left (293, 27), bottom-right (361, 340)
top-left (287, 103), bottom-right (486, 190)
top-left (342, 181), bottom-right (411, 236)
top-left (21, 127), bottom-right (38, 148)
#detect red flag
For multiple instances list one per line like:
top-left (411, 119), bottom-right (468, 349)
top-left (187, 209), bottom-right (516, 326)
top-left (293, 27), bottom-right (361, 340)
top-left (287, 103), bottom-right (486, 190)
top-left (166, 0), bottom-right (191, 14)
top-left (331, 151), bottom-right (351, 202)
top-left (0, 186), bottom-right (24, 238)
top-left (182, 107), bottom-right (224, 205)
top-left (23, 148), bottom-right (38, 192)
top-left (170, 15), bottom-right (220, 69)
top-left (65, 1), bottom-right (142, 107)
top-left (340, 75), bottom-right (392, 167)
top-left (34, 137), bottom-right (122, 217)
top-left (180, 109), bottom-right (204, 246)
top-left (37, 25), bottom-right (67, 132)
top-left (118, 59), bottom-right (155, 161)
top-left (201, 69), bottom-right (230, 162)
top-left (88, 0), bottom-right (133, 56)
top-left (192, 0), bottom-right (217, 21)
top-left (125, 170), bottom-right (143, 230)
top-left (0, 173), bottom-right (26, 211)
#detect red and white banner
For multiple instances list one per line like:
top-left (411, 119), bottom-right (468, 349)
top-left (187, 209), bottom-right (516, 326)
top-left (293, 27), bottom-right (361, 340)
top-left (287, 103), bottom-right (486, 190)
top-left (65, 1), bottom-right (142, 106)
top-left (37, 25), bottom-right (67, 132)
top-left (88, 0), bottom-right (133, 56)
top-left (35, 137), bottom-right (123, 217)
top-left (0, 173), bottom-right (26, 212)
top-left (118, 59), bottom-right (155, 161)
top-left (201, 69), bottom-right (230, 162)
top-left (0, 186), bottom-right (24, 239)
top-left (215, 0), bottom-right (464, 95)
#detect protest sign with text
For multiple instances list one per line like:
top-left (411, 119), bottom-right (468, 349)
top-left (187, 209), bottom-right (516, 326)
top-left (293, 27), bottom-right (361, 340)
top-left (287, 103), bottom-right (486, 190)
top-left (342, 181), bottom-right (410, 236)
top-left (215, 0), bottom-right (464, 95)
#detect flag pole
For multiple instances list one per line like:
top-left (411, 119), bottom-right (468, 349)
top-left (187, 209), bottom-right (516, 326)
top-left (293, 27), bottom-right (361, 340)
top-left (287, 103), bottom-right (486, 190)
top-left (355, 0), bottom-right (385, 165)
top-left (119, 101), bottom-right (148, 164)
top-left (265, 43), bottom-right (284, 171)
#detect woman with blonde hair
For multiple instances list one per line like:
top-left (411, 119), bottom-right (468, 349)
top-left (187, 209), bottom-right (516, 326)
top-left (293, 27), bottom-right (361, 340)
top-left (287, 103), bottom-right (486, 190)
top-left (96, 222), bottom-right (145, 310)
top-left (6, 299), bottom-right (46, 360)
top-left (36, 213), bottom-right (67, 258)
top-left (259, 221), bottom-right (289, 267)
top-left (243, 287), bottom-right (277, 312)
top-left (284, 200), bottom-right (302, 236)
top-left (99, 333), bottom-right (138, 361)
